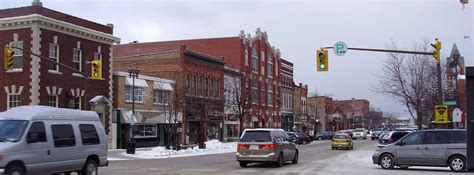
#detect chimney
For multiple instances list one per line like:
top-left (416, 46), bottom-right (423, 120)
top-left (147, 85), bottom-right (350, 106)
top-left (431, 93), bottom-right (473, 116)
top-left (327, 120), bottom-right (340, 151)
top-left (32, 0), bottom-right (43, 6)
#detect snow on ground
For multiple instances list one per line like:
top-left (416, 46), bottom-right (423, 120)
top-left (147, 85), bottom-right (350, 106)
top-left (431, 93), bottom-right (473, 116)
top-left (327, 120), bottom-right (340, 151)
top-left (118, 140), bottom-right (237, 159)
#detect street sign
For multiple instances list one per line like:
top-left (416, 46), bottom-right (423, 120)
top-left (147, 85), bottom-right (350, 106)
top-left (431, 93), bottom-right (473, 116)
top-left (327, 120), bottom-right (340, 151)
top-left (443, 101), bottom-right (457, 106)
top-left (333, 41), bottom-right (348, 56)
top-left (453, 108), bottom-right (462, 122)
top-left (435, 105), bottom-right (448, 124)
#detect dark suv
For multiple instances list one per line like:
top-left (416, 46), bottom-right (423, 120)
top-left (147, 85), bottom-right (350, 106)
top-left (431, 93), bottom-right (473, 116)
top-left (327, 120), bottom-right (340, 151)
top-left (377, 131), bottom-right (410, 148)
top-left (373, 129), bottom-right (467, 172)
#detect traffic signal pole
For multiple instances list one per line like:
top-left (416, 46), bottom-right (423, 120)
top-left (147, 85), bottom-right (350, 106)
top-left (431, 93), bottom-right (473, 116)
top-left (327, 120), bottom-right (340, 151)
top-left (321, 41), bottom-right (442, 130)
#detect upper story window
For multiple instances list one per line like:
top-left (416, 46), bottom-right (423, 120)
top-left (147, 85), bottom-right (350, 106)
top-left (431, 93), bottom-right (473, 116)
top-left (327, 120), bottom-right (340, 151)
top-left (7, 94), bottom-right (21, 109)
top-left (198, 76), bottom-right (203, 96)
top-left (73, 48), bottom-right (82, 72)
top-left (154, 90), bottom-right (170, 105)
top-left (125, 86), bottom-right (145, 103)
top-left (193, 75), bottom-right (197, 96)
top-left (216, 80), bottom-right (220, 98)
top-left (252, 80), bottom-right (258, 104)
top-left (186, 74), bottom-right (190, 94)
top-left (268, 84), bottom-right (273, 106)
top-left (267, 53), bottom-right (273, 77)
top-left (210, 79), bottom-right (215, 98)
top-left (251, 48), bottom-right (258, 72)
top-left (48, 95), bottom-right (58, 107)
top-left (48, 43), bottom-right (59, 71)
top-left (204, 78), bottom-right (209, 97)
top-left (68, 96), bottom-right (81, 109)
top-left (9, 41), bottom-right (23, 70)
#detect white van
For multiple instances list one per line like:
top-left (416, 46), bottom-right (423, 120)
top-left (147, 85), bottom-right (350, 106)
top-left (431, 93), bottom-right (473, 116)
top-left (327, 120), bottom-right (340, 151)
top-left (0, 106), bottom-right (108, 175)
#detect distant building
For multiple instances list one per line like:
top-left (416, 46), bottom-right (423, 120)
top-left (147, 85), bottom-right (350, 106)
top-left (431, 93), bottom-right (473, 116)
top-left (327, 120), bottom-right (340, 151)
top-left (293, 83), bottom-right (308, 133)
top-left (280, 59), bottom-right (294, 131)
top-left (333, 98), bottom-right (370, 129)
top-left (223, 66), bottom-right (242, 142)
top-left (0, 2), bottom-right (119, 146)
top-left (446, 43), bottom-right (466, 112)
top-left (308, 96), bottom-right (333, 134)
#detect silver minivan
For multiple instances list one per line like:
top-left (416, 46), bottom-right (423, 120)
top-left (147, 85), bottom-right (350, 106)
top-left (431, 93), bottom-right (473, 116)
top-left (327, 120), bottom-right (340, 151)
top-left (236, 128), bottom-right (298, 167)
top-left (0, 106), bottom-right (108, 175)
top-left (372, 129), bottom-right (467, 172)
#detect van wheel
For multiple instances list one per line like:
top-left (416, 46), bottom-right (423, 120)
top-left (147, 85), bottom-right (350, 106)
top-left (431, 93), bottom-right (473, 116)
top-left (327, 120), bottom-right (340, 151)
top-left (81, 159), bottom-right (98, 175)
top-left (379, 154), bottom-right (395, 169)
top-left (275, 152), bottom-right (284, 167)
top-left (239, 161), bottom-right (247, 167)
top-left (292, 151), bottom-right (299, 164)
top-left (5, 165), bottom-right (25, 175)
top-left (449, 155), bottom-right (466, 172)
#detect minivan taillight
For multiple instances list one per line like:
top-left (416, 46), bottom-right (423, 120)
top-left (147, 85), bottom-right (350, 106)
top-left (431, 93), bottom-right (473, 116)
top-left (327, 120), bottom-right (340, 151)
top-left (259, 144), bottom-right (275, 149)
top-left (238, 144), bottom-right (250, 149)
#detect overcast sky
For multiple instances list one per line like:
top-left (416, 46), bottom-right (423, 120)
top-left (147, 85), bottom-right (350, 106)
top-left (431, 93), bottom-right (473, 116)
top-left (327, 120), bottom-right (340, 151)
top-left (1, 0), bottom-right (472, 120)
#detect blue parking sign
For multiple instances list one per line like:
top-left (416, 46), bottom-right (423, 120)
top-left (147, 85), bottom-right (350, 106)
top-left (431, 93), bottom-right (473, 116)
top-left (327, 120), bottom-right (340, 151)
top-left (334, 41), bottom-right (348, 56)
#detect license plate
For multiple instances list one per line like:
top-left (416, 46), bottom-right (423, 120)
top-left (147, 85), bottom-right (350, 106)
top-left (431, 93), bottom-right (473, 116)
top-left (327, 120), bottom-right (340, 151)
top-left (250, 145), bottom-right (259, 150)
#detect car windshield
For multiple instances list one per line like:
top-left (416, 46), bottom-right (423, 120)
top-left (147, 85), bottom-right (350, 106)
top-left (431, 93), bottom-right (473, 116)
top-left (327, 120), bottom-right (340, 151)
top-left (354, 129), bottom-right (364, 132)
top-left (240, 131), bottom-right (272, 142)
top-left (334, 135), bottom-right (348, 139)
top-left (373, 128), bottom-right (382, 131)
top-left (0, 120), bottom-right (29, 142)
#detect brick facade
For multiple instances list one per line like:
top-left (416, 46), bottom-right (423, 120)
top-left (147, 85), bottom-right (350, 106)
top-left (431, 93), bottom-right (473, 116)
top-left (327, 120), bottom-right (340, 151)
top-left (0, 4), bottom-right (119, 138)
top-left (113, 46), bottom-right (225, 145)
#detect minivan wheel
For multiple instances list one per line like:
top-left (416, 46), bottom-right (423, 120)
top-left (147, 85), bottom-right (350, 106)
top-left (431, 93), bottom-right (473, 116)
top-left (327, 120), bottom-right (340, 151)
top-left (239, 161), bottom-right (247, 167)
top-left (81, 159), bottom-right (98, 175)
top-left (379, 154), bottom-right (395, 169)
top-left (5, 165), bottom-right (25, 175)
top-left (275, 152), bottom-right (284, 167)
top-left (449, 155), bottom-right (466, 172)
top-left (292, 151), bottom-right (299, 164)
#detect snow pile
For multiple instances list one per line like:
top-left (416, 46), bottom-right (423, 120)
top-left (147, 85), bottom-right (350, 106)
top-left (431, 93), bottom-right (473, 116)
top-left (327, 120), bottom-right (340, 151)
top-left (121, 140), bottom-right (237, 159)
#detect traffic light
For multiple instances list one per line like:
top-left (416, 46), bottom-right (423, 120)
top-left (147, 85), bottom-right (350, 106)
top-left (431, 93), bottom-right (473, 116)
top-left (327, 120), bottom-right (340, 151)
top-left (431, 38), bottom-right (441, 64)
top-left (4, 48), bottom-right (15, 71)
top-left (317, 49), bottom-right (328, 72)
top-left (91, 60), bottom-right (102, 80)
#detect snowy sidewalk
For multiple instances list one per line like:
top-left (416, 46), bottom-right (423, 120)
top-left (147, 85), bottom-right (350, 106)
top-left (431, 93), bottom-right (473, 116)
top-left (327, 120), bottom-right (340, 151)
top-left (108, 140), bottom-right (237, 161)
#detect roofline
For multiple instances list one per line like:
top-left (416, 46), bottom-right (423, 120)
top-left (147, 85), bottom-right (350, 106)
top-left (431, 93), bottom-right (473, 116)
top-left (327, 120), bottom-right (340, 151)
top-left (115, 36), bottom-right (241, 47)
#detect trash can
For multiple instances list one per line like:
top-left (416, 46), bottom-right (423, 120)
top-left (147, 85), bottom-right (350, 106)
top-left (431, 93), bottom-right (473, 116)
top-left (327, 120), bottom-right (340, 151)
top-left (126, 140), bottom-right (136, 154)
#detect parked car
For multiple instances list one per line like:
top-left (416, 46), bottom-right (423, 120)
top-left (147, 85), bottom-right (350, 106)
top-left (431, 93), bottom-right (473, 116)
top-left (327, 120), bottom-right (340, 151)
top-left (371, 128), bottom-right (384, 140)
top-left (297, 133), bottom-right (312, 144)
top-left (372, 129), bottom-right (467, 172)
top-left (316, 131), bottom-right (336, 140)
top-left (352, 128), bottom-right (367, 140)
top-left (237, 128), bottom-right (299, 167)
top-left (331, 134), bottom-right (354, 150)
top-left (0, 106), bottom-right (108, 175)
top-left (286, 132), bottom-right (298, 143)
top-left (377, 131), bottom-right (410, 148)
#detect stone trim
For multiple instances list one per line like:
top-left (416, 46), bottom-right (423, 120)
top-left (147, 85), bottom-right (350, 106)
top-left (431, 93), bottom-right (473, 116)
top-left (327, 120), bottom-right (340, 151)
top-left (30, 25), bottom-right (41, 105)
top-left (4, 85), bottom-right (24, 95)
top-left (70, 88), bottom-right (85, 97)
top-left (45, 86), bottom-right (62, 96)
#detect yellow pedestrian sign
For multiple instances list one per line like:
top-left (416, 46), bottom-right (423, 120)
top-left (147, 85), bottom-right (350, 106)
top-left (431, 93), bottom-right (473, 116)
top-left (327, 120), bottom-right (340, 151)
top-left (435, 105), bottom-right (448, 124)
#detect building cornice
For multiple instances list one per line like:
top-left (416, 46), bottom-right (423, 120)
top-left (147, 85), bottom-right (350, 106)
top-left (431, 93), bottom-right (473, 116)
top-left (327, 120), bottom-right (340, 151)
top-left (0, 14), bottom-right (120, 44)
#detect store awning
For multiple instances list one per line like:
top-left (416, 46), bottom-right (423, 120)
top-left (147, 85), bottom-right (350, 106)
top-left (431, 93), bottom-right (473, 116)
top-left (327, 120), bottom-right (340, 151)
top-left (120, 110), bottom-right (137, 124)
top-left (153, 82), bottom-right (173, 91)
top-left (125, 77), bottom-right (149, 88)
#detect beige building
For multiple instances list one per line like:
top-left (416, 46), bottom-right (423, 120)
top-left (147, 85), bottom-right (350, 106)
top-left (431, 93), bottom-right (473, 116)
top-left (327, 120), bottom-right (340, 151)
top-left (112, 71), bottom-right (176, 149)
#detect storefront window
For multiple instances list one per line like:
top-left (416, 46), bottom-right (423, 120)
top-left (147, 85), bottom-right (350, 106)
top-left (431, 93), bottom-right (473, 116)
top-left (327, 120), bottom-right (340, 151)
top-left (134, 124), bottom-right (157, 138)
top-left (226, 124), bottom-right (240, 138)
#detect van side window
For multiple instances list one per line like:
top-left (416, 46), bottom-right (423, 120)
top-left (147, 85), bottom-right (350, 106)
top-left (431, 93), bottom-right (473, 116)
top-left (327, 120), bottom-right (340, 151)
top-left (402, 132), bottom-right (423, 145)
top-left (27, 122), bottom-right (47, 143)
top-left (79, 124), bottom-right (100, 145)
top-left (449, 131), bottom-right (467, 144)
top-left (423, 131), bottom-right (449, 144)
top-left (51, 124), bottom-right (76, 147)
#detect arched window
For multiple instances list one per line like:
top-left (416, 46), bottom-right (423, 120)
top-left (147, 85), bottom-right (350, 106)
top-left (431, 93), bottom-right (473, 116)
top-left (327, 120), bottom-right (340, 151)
top-left (186, 74), bottom-right (190, 94)
top-left (216, 80), bottom-right (220, 98)
top-left (204, 78), bottom-right (209, 97)
top-left (198, 76), bottom-right (203, 96)
top-left (210, 79), bottom-right (214, 98)
top-left (193, 75), bottom-right (197, 95)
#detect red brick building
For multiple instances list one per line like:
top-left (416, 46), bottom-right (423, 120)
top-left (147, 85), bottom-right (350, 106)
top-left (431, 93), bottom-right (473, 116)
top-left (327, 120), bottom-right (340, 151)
top-left (114, 28), bottom-right (282, 134)
top-left (0, 3), bottom-right (119, 135)
top-left (113, 45), bottom-right (225, 145)
top-left (280, 59), bottom-right (294, 131)
top-left (333, 98), bottom-right (370, 129)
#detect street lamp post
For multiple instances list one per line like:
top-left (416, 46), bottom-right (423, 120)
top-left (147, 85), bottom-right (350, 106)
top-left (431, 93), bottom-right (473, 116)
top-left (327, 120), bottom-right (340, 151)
top-left (127, 67), bottom-right (140, 154)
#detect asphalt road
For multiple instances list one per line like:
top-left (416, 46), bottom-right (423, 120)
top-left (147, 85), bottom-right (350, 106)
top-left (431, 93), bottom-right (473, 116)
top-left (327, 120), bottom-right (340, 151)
top-left (101, 139), bottom-right (457, 175)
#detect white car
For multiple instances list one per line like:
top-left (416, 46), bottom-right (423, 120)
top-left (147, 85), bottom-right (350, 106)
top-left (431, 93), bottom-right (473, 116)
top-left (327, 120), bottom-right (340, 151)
top-left (352, 128), bottom-right (367, 140)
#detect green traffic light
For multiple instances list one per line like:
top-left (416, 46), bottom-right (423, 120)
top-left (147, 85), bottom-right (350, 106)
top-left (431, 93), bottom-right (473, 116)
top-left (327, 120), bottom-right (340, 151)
top-left (320, 64), bottom-right (325, 69)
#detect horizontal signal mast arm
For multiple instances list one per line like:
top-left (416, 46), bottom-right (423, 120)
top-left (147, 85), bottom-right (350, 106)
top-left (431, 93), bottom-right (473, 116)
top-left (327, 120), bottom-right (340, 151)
top-left (321, 47), bottom-right (434, 56)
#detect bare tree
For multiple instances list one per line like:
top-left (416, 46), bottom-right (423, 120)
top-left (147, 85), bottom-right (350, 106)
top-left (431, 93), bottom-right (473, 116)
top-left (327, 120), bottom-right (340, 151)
top-left (224, 72), bottom-right (248, 135)
top-left (373, 40), bottom-right (442, 130)
top-left (155, 71), bottom-right (183, 150)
